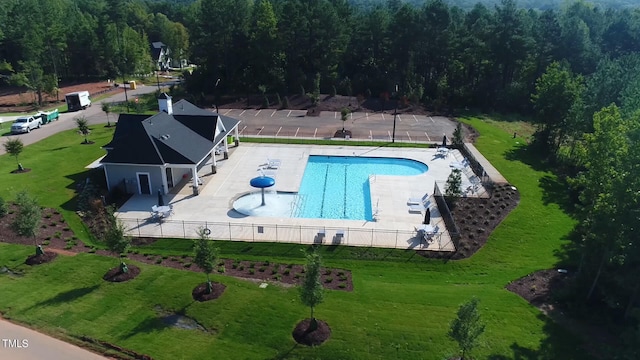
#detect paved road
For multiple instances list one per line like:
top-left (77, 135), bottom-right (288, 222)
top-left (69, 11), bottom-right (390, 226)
top-left (0, 84), bottom-right (161, 155)
top-left (0, 319), bottom-right (108, 360)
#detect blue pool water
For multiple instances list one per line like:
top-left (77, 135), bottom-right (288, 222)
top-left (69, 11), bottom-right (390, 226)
top-left (296, 156), bottom-right (428, 221)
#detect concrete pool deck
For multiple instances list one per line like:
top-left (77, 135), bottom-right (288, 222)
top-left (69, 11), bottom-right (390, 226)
top-left (116, 144), bottom-right (491, 251)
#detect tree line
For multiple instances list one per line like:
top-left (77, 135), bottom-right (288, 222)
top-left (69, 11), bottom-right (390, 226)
top-left (0, 0), bottom-right (188, 104)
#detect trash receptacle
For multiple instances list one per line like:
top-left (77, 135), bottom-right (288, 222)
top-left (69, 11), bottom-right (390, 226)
top-left (129, 80), bottom-right (137, 90)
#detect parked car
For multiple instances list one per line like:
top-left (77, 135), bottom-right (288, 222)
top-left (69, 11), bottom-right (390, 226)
top-left (11, 116), bottom-right (41, 134)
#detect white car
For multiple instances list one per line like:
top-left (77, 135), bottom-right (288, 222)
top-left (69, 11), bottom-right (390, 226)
top-left (11, 116), bottom-right (41, 134)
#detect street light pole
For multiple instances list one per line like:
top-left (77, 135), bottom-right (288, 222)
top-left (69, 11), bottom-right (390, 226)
top-left (123, 71), bottom-right (129, 113)
top-left (156, 70), bottom-right (161, 92)
top-left (392, 84), bottom-right (398, 143)
top-left (214, 78), bottom-right (221, 113)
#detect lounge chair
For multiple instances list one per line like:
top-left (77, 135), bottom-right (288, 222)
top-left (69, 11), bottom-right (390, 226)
top-left (407, 193), bottom-right (429, 205)
top-left (266, 158), bottom-right (281, 169)
top-left (449, 158), bottom-right (469, 169)
top-left (408, 204), bottom-right (424, 213)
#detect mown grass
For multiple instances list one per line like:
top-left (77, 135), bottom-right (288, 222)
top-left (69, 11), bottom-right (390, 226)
top-left (0, 115), bottom-right (586, 359)
top-left (0, 125), bottom-right (116, 242)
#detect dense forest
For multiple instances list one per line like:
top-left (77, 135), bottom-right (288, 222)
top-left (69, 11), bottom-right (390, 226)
top-left (2, 0), bottom-right (640, 355)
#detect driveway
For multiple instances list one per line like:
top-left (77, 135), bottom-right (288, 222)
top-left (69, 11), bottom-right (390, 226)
top-left (0, 319), bottom-right (108, 360)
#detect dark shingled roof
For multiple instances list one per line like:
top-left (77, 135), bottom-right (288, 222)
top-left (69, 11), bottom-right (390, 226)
top-left (101, 99), bottom-right (240, 166)
top-left (150, 41), bottom-right (166, 61)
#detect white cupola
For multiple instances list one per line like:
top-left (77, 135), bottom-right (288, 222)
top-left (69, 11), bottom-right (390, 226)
top-left (158, 93), bottom-right (173, 114)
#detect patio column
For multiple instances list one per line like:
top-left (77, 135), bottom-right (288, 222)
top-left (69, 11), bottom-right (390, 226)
top-left (211, 150), bottom-right (217, 174)
top-left (192, 165), bottom-right (199, 196)
top-left (223, 137), bottom-right (229, 159)
top-left (161, 165), bottom-right (169, 194)
top-left (234, 126), bottom-right (239, 146)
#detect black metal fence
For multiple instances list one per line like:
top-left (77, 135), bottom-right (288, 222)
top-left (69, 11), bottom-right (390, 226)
top-left (432, 182), bottom-right (461, 250)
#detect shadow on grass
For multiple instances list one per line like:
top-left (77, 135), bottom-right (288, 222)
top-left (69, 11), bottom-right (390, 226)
top-left (504, 143), bottom-right (576, 215)
top-left (27, 285), bottom-right (100, 310)
top-left (265, 344), bottom-right (299, 360)
top-left (488, 312), bottom-right (594, 360)
top-left (60, 167), bottom-right (107, 212)
top-left (121, 316), bottom-right (168, 339)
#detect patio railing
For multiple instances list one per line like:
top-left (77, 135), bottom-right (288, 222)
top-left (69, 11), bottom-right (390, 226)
top-left (120, 217), bottom-right (456, 252)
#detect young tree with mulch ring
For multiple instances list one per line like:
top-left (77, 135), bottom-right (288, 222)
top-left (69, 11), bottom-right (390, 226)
top-left (4, 138), bottom-right (26, 172)
top-left (292, 249), bottom-right (331, 346)
top-left (448, 297), bottom-right (485, 360)
top-left (102, 102), bottom-right (112, 127)
top-left (452, 122), bottom-right (464, 148)
top-left (445, 169), bottom-right (463, 209)
top-left (75, 116), bottom-right (92, 144)
top-left (13, 191), bottom-right (56, 265)
top-left (192, 227), bottom-right (226, 301)
top-left (103, 215), bottom-right (139, 282)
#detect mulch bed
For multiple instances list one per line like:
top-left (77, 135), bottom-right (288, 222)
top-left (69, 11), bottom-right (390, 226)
top-left (505, 268), bottom-right (570, 306)
top-left (0, 204), bottom-right (354, 291)
top-left (421, 182), bottom-right (521, 260)
top-left (25, 251), bottom-right (58, 265)
top-left (124, 253), bottom-right (354, 292)
top-left (292, 318), bottom-right (331, 346)
top-left (102, 264), bottom-right (141, 282)
top-left (191, 282), bottom-right (227, 302)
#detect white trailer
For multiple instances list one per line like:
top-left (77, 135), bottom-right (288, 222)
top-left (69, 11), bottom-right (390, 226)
top-left (65, 91), bottom-right (92, 111)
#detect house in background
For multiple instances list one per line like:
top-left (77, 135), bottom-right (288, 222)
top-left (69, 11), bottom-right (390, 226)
top-left (151, 41), bottom-right (171, 71)
top-left (100, 94), bottom-right (241, 196)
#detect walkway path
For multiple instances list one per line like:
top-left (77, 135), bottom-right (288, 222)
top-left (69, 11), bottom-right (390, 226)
top-left (0, 318), bottom-right (108, 360)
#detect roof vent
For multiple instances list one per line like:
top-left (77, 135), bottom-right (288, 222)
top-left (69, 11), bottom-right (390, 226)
top-left (160, 134), bottom-right (170, 140)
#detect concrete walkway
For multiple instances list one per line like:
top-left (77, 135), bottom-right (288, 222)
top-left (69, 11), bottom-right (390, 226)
top-left (0, 319), bottom-right (108, 360)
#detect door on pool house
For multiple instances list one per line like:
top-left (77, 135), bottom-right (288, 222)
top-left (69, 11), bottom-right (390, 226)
top-left (137, 172), bottom-right (151, 194)
top-left (165, 168), bottom-right (174, 189)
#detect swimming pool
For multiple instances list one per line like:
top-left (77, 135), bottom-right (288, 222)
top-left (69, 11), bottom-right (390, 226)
top-left (296, 156), bottom-right (428, 221)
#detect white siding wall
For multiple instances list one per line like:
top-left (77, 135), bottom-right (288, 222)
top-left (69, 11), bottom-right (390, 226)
top-left (105, 164), bottom-right (163, 194)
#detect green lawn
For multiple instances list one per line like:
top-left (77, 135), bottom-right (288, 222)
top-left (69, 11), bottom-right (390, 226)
top-left (0, 116), bottom-right (585, 359)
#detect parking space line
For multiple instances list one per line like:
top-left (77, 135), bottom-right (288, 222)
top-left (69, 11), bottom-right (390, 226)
top-left (381, 113), bottom-right (385, 121)
top-left (413, 115), bottom-right (418, 123)
top-left (275, 126), bottom-right (282, 136)
top-left (254, 110), bottom-right (262, 116)
top-left (334, 111), bottom-right (337, 119)
top-left (223, 109), bottom-right (232, 115)
top-left (429, 116), bottom-right (434, 123)
top-left (388, 130), bottom-right (392, 140)
top-left (397, 114), bottom-right (402, 122)
top-left (366, 113), bottom-right (369, 119)
top-left (369, 130), bottom-right (372, 139)
top-left (294, 128), bottom-right (299, 137)
top-left (287, 110), bottom-right (292, 117)
top-left (424, 132), bottom-right (431, 141)
top-left (271, 110), bottom-right (277, 117)
top-left (256, 126), bottom-right (264, 135)
top-left (239, 125), bottom-right (247, 134)
top-left (350, 112), bottom-right (353, 119)
top-left (406, 131), bottom-right (411, 141)
top-left (239, 109), bottom-right (247, 116)
top-left (314, 128), bottom-right (318, 138)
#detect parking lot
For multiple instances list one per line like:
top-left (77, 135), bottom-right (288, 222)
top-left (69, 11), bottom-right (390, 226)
top-left (217, 108), bottom-right (457, 143)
